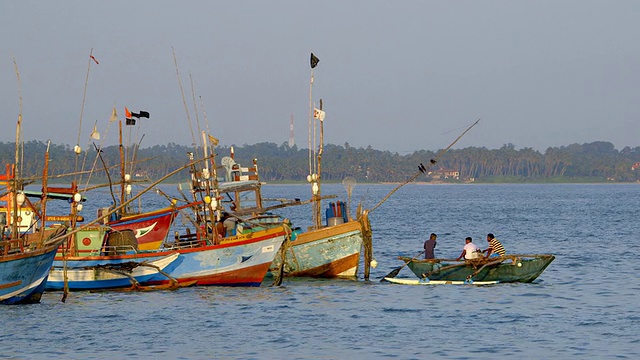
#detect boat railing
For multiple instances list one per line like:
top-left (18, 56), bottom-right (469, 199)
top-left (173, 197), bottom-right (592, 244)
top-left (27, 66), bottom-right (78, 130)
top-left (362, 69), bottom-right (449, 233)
top-left (0, 237), bottom-right (26, 255)
top-left (101, 244), bottom-right (139, 256)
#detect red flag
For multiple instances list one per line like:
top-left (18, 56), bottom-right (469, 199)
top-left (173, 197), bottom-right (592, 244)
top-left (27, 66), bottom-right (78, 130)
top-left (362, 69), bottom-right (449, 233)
top-left (125, 107), bottom-right (132, 119)
top-left (90, 55), bottom-right (99, 65)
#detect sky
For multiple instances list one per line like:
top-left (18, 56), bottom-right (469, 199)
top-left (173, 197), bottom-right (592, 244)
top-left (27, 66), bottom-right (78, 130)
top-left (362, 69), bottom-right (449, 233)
top-left (1, 1), bottom-right (639, 154)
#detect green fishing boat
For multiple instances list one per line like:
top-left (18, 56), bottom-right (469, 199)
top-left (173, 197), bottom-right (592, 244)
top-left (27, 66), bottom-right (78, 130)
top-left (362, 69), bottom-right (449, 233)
top-left (397, 254), bottom-right (555, 283)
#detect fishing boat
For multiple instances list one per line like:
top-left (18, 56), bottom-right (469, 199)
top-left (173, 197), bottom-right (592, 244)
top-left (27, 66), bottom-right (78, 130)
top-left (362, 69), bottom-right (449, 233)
top-left (188, 54), bottom-right (373, 280)
top-left (46, 252), bottom-right (179, 290)
top-left (145, 225), bottom-right (287, 286)
top-left (203, 147), bottom-right (368, 279)
top-left (105, 203), bottom-right (194, 251)
top-left (49, 221), bottom-right (287, 291)
top-left (397, 254), bottom-right (555, 283)
top-left (0, 233), bottom-right (64, 304)
top-left (1, 162), bottom-right (65, 304)
top-left (49, 222), bottom-right (287, 290)
top-left (46, 152), bottom-right (288, 291)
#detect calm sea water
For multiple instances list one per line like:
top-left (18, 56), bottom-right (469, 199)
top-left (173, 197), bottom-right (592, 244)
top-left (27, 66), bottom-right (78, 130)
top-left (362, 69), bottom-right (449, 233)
top-left (1, 183), bottom-right (638, 359)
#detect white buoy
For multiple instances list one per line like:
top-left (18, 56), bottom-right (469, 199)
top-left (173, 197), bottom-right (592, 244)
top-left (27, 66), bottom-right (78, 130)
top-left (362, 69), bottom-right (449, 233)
top-left (370, 259), bottom-right (378, 268)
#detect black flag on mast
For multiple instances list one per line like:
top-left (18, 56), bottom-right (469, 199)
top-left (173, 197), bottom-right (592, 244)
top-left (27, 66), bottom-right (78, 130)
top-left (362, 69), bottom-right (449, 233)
top-left (310, 53), bottom-right (319, 69)
top-left (130, 111), bottom-right (150, 119)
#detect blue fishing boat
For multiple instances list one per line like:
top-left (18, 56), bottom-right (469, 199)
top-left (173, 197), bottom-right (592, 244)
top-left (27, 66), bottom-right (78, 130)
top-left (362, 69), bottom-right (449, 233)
top-left (1, 163), bottom-right (65, 304)
top-left (0, 234), bottom-right (64, 304)
top-left (48, 225), bottom-right (287, 290)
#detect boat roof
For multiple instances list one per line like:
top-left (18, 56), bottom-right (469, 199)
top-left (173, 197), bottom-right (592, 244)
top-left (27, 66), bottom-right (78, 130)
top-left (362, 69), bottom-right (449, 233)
top-left (23, 190), bottom-right (87, 202)
top-left (217, 180), bottom-right (262, 193)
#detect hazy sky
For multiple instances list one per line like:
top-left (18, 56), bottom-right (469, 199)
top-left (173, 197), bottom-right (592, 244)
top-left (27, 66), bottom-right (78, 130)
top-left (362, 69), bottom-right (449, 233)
top-left (1, 1), bottom-right (639, 154)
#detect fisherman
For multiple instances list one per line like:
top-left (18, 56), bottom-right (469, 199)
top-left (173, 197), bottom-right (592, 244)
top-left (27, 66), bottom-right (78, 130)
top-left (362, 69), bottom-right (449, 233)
top-left (423, 233), bottom-right (437, 259)
top-left (456, 236), bottom-right (481, 260)
top-left (214, 212), bottom-right (229, 244)
top-left (223, 213), bottom-right (237, 236)
top-left (483, 233), bottom-right (506, 258)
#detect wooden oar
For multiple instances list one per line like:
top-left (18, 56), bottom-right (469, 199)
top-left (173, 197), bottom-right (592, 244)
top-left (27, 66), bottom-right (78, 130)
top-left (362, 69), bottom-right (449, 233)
top-left (380, 250), bottom-right (425, 282)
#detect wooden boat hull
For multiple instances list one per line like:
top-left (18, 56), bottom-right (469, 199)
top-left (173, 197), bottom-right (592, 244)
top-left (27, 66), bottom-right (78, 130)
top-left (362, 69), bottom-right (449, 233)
top-left (46, 253), bottom-right (179, 290)
top-left (400, 254), bottom-right (555, 283)
top-left (383, 277), bottom-right (499, 285)
top-left (146, 226), bottom-right (287, 287)
top-left (51, 226), bottom-right (286, 289)
top-left (0, 239), bottom-right (62, 304)
top-left (108, 206), bottom-right (177, 251)
top-left (268, 220), bottom-right (363, 278)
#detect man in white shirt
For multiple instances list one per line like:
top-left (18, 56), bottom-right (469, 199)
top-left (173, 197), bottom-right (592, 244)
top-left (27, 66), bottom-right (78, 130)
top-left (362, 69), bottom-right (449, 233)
top-left (456, 237), bottom-right (481, 260)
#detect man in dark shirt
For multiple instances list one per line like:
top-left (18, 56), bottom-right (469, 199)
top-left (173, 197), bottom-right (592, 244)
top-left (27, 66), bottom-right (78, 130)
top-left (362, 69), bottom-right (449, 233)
top-left (424, 233), bottom-right (437, 259)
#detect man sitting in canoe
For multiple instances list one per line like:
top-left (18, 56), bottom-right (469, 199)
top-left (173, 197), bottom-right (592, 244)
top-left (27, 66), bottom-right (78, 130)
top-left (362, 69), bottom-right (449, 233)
top-left (456, 237), bottom-right (481, 260)
top-left (483, 233), bottom-right (506, 258)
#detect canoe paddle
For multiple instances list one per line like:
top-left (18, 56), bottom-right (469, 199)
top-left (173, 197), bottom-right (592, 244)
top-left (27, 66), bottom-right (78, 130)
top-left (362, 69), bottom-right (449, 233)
top-left (380, 250), bottom-right (425, 282)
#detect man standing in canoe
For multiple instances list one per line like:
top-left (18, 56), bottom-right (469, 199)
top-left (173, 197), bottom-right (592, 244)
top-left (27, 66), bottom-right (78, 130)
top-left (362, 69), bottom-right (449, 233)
top-left (424, 233), bottom-right (437, 259)
top-left (483, 233), bottom-right (506, 258)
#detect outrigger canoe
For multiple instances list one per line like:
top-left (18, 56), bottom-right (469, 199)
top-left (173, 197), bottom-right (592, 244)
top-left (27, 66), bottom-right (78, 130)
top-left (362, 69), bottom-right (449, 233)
top-left (398, 254), bottom-right (555, 283)
top-left (383, 277), bottom-right (498, 285)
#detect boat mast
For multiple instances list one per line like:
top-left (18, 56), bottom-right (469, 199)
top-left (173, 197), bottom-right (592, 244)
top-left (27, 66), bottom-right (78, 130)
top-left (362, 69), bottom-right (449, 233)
top-left (307, 52), bottom-right (321, 229)
top-left (314, 99), bottom-right (324, 229)
top-left (39, 142), bottom-right (50, 243)
top-left (118, 119), bottom-right (126, 216)
top-left (11, 57), bottom-right (23, 241)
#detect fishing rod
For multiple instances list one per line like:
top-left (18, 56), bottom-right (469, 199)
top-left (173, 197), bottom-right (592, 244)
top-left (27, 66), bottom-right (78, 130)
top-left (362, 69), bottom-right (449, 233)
top-left (368, 119), bottom-right (480, 213)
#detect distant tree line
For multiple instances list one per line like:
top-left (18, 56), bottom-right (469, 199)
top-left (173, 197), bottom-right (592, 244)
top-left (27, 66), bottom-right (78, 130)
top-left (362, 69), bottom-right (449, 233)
top-left (1, 140), bottom-right (640, 184)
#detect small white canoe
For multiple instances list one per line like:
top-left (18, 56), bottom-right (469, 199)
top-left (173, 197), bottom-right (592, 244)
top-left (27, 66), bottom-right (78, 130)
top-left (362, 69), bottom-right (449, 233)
top-left (383, 277), bottom-right (499, 285)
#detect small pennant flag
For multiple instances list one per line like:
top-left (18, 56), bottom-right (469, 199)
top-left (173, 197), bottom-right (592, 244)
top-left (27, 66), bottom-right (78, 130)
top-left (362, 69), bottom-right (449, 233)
top-left (310, 53), bottom-right (319, 69)
top-left (90, 124), bottom-right (100, 140)
top-left (209, 134), bottom-right (220, 146)
top-left (313, 108), bottom-right (325, 121)
top-left (90, 55), bottom-right (99, 65)
top-left (208, 134), bottom-right (219, 146)
top-left (109, 107), bottom-right (118, 122)
top-left (125, 107), bottom-right (135, 125)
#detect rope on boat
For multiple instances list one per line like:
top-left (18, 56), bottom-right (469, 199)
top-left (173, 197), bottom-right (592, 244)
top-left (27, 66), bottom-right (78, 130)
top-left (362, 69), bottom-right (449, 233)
top-left (271, 223), bottom-right (293, 287)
